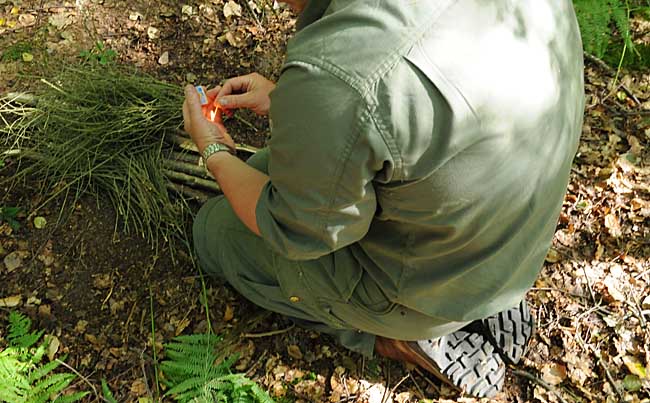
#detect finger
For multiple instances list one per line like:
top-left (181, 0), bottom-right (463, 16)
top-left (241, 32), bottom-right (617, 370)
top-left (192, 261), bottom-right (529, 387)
top-left (184, 85), bottom-right (206, 122)
top-left (217, 93), bottom-right (255, 109)
top-left (207, 86), bottom-right (221, 98)
top-left (216, 75), bottom-right (251, 99)
top-left (182, 100), bottom-right (191, 132)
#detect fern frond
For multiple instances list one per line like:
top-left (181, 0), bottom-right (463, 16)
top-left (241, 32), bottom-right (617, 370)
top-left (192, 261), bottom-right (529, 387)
top-left (101, 378), bottom-right (119, 403)
top-left (7, 311), bottom-right (45, 350)
top-left (26, 372), bottom-right (75, 403)
top-left (27, 355), bottom-right (65, 384)
top-left (52, 391), bottom-right (90, 403)
top-left (161, 333), bottom-right (274, 403)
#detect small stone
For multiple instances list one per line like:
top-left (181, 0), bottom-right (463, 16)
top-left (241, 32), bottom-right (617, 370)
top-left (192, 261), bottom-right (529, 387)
top-left (158, 51), bottom-right (169, 65)
top-left (147, 26), bottom-right (159, 40)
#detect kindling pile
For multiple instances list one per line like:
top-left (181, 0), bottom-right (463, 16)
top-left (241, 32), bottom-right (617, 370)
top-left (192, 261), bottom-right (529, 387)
top-left (0, 64), bottom-right (238, 250)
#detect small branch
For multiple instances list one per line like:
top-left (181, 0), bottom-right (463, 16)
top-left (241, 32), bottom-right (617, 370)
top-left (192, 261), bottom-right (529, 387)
top-left (54, 359), bottom-right (102, 402)
top-left (166, 132), bottom-right (199, 152)
top-left (241, 324), bottom-right (295, 338)
top-left (163, 169), bottom-right (220, 193)
top-left (166, 182), bottom-right (212, 204)
top-left (512, 369), bottom-right (570, 403)
top-left (169, 151), bottom-right (201, 164)
top-left (163, 159), bottom-right (213, 180)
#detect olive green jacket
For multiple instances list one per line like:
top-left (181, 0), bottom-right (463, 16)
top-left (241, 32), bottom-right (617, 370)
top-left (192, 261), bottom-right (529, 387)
top-left (255, 0), bottom-right (585, 321)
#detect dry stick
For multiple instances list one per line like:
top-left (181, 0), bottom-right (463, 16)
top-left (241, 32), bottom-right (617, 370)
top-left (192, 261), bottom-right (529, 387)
top-left (53, 359), bottom-right (102, 402)
top-left (387, 373), bottom-right (411, 399)
top-left (244, 350), bottom-right (268, 378)
top-left (512, 369), bottom-right (570, 403)
top-left (163, 158), bottom-right (213, 180)
top-left (407, 371), bottom-right (427, 401)
top-left (412, 367), bottom-right (441, 395)
top-left (583, 52), bottom-right (641, 105)
top-left (169, 151), bottom-right (201, 164)
top-left (163, 169), bottom-right (221, 193)
top-left (241, 324), bottom-right (295, 338)
top-left (380, 363), bottom-right (391, 403)
top-left (574, 318), bottom-right (624, 401)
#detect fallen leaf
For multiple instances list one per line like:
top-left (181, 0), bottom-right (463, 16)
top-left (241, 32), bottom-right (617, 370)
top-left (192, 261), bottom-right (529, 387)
top-left (224, 31), bottom-right (242, 47)
top-left (47, 335), bottom-right (60, 361)
top-left (181, 5), bottom-right (193, 16)
top-left (131, 379), bottom-right (147, 396)
top-left (642, 295), bottom-right (650, 310)
top-left (129, 12), bottom-right (143, 21)
top-left (623, 356), bottom-right (648, 379)
top-left (603, 275), bottom-right (626, 302)
top-left (628, 135), bottom-right (643, 157)
top-left (287, 344), bottom-right (303, 360)
top-left (4, 251), bottom-right (23, 272)
top-left (48, 13), bottom-right (73, 30)
top-left (158, 51), bottom-right (169, 65)
top-left (21, 52), bottom-right (33, 62)
top-left (623, 374), bottom-right (642, 392)
top-left (545, 248), bottom-right (562, 263)
top-left (604, 213), bottom-right (622, 238)
top-left (0, 295), bottom-right (22, 307)
top-left (7, 20), bottom-right (17, 28)
top-left (11, 6), bottom-right (19, 14)
top-left (541, 362), bottom-right (567, 385)
top-left (18, 14), bottom-right (36, 26)
top-left (33, 216), bottom-right (47, 229)
top-left (223, 1), bottom-right (242, 18)
top-left (223, 305), bottom-right (234, 322)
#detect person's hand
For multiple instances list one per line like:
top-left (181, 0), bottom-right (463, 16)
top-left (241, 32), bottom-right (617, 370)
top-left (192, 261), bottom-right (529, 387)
top-left (216, 73), bottom-right (276, 116)
top-left (183, 85), bottom-right (236, 155)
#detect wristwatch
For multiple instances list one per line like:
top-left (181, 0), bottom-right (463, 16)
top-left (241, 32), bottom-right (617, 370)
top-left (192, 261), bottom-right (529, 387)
top-left (202, 142), bottom-right (235, 162)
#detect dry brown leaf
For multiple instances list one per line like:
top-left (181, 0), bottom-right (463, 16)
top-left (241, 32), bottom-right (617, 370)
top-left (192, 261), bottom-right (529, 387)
top-left (223, 304), bottom-right (234, 322)
top-left (604, 213), bottom-right (622, 237)
top-left (0, 295), bottom-right (22, 307)
top-left (223, 1), bottom-right (242, 18)
top-left (287, 344), bottom-right (303, 360)
top-left (130, 379), bottom-right (148, 396)
top-left (4, 251), bottom-right (23, 272)
top-left (541, 362), bottom-right (567, 385)
top-left (47, 335), bottom-right (61, 361)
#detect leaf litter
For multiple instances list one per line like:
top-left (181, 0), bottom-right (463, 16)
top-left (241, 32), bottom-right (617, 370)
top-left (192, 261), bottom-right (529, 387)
top-left (0, 1), bottom-right (649, 402)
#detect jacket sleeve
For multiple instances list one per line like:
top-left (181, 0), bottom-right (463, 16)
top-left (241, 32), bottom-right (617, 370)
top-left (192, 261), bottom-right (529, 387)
top-left (255, 62), bottom-right (391, 260)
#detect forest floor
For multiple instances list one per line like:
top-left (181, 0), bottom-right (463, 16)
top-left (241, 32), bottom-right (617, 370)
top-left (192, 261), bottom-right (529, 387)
top-left (1, 1), bottom-right (649, 402)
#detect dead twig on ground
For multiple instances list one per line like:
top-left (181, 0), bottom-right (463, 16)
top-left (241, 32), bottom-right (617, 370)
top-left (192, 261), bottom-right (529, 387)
top-left (512, 369), bottom-right (570, 403)
top-left (242, 324), bottom-right (295, 338)
top-left (54, 359), bottom-right (103, 402)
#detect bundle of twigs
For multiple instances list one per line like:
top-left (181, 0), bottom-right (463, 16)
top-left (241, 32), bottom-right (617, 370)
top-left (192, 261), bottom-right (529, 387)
top-left (0, 65), bottom-right (252, 250)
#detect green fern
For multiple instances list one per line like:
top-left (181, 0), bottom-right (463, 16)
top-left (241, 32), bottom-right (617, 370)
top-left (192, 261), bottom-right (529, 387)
top-left (573, 0), bottom-right (634, 58)
top-left (0, 312), bottom-right (89, 403)
top-left (101, 378), bottom-right (119, 403)
top-left (161, 333), bottom-right (275, 403)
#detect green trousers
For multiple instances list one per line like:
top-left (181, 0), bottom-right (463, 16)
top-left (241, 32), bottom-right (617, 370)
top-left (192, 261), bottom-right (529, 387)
top-left (193, 149), bottom-right (468, 357)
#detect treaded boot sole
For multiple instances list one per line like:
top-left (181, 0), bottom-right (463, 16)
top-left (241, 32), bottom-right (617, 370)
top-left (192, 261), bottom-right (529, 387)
top-left (483, 299), bottom-right (533, 365)
top-left (416, 330), bottom-right (505, 398)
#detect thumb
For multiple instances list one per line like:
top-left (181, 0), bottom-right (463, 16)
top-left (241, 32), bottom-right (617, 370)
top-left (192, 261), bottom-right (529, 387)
top-left (217, 93), bottom-right (254, 109)
top-left (184, 85), bottom-right (205, 121)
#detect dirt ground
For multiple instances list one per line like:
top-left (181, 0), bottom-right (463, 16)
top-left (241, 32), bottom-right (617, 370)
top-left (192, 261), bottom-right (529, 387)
top-left (1, 1), bottom-right (650, 403)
